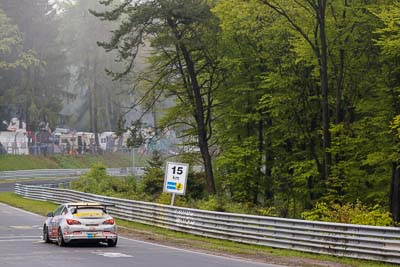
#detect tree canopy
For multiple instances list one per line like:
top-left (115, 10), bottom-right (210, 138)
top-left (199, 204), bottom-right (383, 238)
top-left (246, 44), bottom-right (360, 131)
top-left (2, 0), bottom-right (400, 221)
top-left (0, 8), bottom-right (37, 70)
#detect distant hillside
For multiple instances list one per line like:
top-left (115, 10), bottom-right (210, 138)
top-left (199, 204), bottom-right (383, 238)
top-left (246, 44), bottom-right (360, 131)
top-left (0, 154), bottom-right (134, 171)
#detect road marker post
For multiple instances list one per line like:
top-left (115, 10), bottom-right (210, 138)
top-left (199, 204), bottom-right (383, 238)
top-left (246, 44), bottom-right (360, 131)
top-left (163, 162), bottom-right (189, 206)
top-left (170, 193), bottom-right (176, 206)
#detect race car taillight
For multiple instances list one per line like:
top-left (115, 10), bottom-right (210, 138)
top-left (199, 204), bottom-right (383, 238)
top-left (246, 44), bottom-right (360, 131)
top-left (66, 219), bottom-right (81, 225)
top-left (103, 218), bottom-right (114, 225)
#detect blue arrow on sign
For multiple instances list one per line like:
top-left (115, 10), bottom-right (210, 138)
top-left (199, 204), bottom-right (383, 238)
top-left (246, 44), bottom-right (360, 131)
top-left (167, 181), bottom-right (176, 190)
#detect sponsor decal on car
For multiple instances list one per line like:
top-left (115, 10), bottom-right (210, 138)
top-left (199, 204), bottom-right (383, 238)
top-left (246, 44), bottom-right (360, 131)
top-left (87, 233), bottom-right (97, 238)
top-left (74, 212), bottom-right (103, 217)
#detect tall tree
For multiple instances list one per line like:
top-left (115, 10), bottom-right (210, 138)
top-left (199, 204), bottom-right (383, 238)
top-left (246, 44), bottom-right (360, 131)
top-left (212, 0), bottom-right (324, 215)
top-left (59, 0), bottom-right (126, 143)
top-left (212, 0), bottom-right (398, 218)
top-left (0, 0), bottom-right (68, 131)
top-left (0, 8), bottom-right (37, 70)
top-left (213, 0), bottom-right (276, 204)
top-left (374, 2), bottom-right (400, 220)
top-left (260, 0), bottom-right (331, 181)
top-left (0, 7), bottom-right (38, 129)
top-left (92, 0), bottom-right (223, 193)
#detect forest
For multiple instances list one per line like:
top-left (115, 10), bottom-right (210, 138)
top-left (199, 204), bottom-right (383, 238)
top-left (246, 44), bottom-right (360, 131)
top-left (1, 0), bottom-right (400, 223)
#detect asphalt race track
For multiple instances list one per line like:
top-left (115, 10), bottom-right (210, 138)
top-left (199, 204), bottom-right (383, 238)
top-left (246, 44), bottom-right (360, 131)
top-left (0, 203), bottom-right (284, 267)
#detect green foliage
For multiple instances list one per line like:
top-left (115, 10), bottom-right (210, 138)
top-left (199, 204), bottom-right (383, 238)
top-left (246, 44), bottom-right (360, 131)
top-left (373, 3), bottom-right (400, 58)
top-left (0, 8), bottom-right (38, 70)
top-left (215, 138), bottom-right (262, 203)
top-left (115, 114), bottom-right (126, 137)
top-left (196, 195), bottom-right (225, 211)
top-left (0, 0), bottom-right (68, 131)
top-left (302, 201), bottom-right (394, 226)
top-left (155, 193), bottom-right (188, 206)
top-left (94, 0), bottom-right (223, 193)
top-left (327, 118), bottom-right (394, 206)
top-left (127, 120), bottom-right (145, 148)
top-left (4, 0), bottom-right (400, 224)
top-left (137, 151), bottom-right (165, 197)
top-left (256, 207), bottom-right (278, 217)
top-left (195, 195), bottom-right (278, 216)
top-left (71, 163), bottom-right (136, 198)
top-left (186, 172), bottom-right (207, 199)
top-left (154, 193), bottom-right (172, 205)
top-left (390, 115), bottom-right (400, 139)
top-left (210, 0), bottom-right (400, 221)
top-left (70, 161), bottom-right (278, 217)
top-left (69, 163), bottom-right (395, 227)
top-left (138, 167), bottom-right (164, 197)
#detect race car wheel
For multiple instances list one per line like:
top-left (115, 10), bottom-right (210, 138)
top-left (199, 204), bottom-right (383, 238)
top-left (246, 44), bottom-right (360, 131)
top-left (43, 225), bottom-right (50, 243)
top-left (107, 238), bottom-right (117, 247)
top-left (57, 228), bottom-right (66, 247)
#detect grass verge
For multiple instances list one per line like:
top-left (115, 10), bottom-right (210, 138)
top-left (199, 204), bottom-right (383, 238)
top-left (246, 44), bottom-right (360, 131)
top-left (0, 192), bottom-right (397, 267)
top-left (0, 192), bottom-right (57, 216)
top-left (0, 154), bottom-right (138, 171)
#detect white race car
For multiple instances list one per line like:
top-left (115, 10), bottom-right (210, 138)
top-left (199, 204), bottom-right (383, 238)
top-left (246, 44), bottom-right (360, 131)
top-left (43, 202), bottom-right (117, 247)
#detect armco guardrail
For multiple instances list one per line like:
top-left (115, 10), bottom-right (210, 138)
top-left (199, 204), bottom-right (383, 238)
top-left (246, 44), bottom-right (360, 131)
top-left (14, 184), bottom-right (400, 264)
top-left (0, 167), bottom-right (145, 180)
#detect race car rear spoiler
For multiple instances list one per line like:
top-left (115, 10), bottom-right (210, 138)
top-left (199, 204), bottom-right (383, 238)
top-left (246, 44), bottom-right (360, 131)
top-left (68, 203), bottom-right (115, 212)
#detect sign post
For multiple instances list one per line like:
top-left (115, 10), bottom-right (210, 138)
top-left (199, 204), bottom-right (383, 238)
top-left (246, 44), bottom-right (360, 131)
top-left (170, 192), bottom-right (176, 206)
top-left (163, 162), bottom-right (189, 206)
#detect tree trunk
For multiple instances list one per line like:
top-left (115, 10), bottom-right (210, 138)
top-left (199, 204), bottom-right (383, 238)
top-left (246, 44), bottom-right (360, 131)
top-left (264, 116), bottom-right (273, 203)
top-left (390, 162), bottom-right (400, 221)
top-left (166, 17), bottom-right (216, 194)
top-left (318, 0), bottom-right (332, 180)
top-left (106, 91), bottom-right (113, 131)
top-left (335, 0), bottom-right (348, 125)
top-left (254, 118), bottom-right (263, 204)
top-left (179, 43), bottom-right (216, 194)
top-left (335, 49), bottom-right (345, 124)
top-left (92, 59), bottom-right (99, 152)
top-left (88, 86), bottom-right (93, 132)
top-left (87, 56), bottom-right (93, 133)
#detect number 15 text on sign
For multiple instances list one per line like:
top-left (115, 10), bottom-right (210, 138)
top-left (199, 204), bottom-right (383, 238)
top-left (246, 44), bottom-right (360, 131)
top-left (163, 162), bottom-right (189, 195)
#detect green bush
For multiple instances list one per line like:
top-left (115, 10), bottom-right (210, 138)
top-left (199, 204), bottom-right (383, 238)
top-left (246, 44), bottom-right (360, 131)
top-left (301, 201), bottom-right (394, 226)
top-left (138, 167), bottom-right (164, 196)
top-left (186, 172), bottom-right (207, 199)
top-left (71, 162), bottom-right (278, 219)
top-left (155, 193), bottom-right (172, 205)
top-left (71, 163), bottom-right (136, 198)
top-left (155, 193), bottom-right (188, 206)
top-left (137, 151), bottom-right (164, 197)
top-left (196, 195), bottom-right (225, 211)
top-left (256, 207), bottom-right (278, 217)
top-left (194, 195), bottom-right (276, 216)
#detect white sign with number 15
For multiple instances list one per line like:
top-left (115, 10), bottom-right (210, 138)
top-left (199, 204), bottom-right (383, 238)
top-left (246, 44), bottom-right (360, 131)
top-left (163, 162), bottom-right (189, 195)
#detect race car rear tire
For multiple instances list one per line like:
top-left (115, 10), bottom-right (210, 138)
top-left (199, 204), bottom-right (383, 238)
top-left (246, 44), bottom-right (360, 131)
top-left (43, 225), bottom-right (50, 243)
top-left (107, 238), bottom-right (117, 247)
top-left (57, 228), bottom-right (66, 247)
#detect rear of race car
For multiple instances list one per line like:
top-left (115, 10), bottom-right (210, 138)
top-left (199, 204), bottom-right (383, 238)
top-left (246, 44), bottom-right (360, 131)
top-left (61, 207), bottom-right (118, 246)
